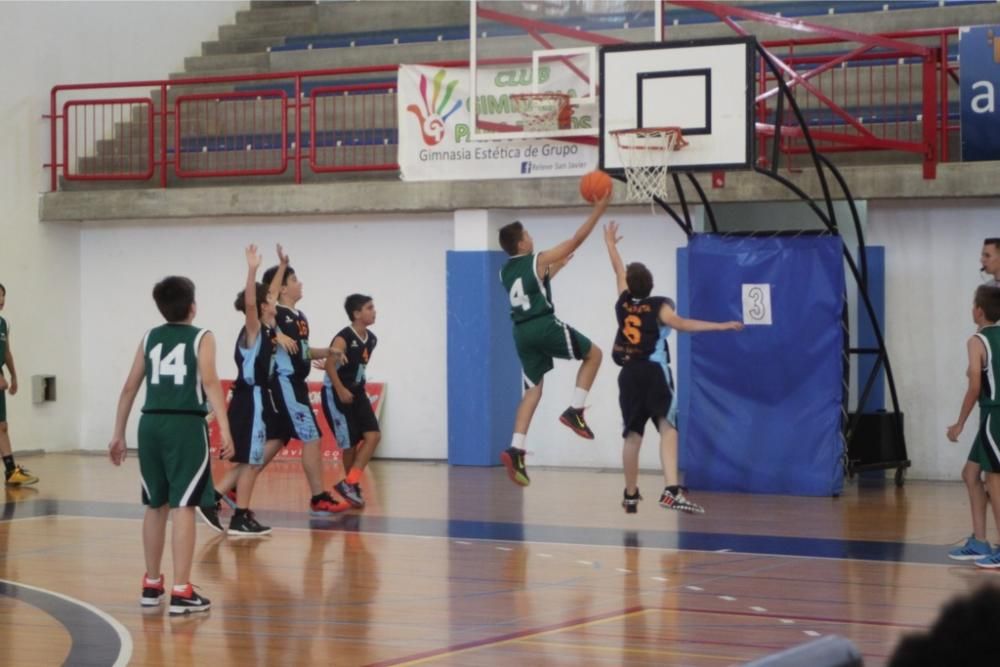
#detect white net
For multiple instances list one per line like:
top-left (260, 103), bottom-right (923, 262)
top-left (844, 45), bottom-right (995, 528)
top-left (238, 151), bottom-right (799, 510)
top-left (611, 127), bottom-right (687, 202)
top-left (511, 93), bottom-right (572, 132)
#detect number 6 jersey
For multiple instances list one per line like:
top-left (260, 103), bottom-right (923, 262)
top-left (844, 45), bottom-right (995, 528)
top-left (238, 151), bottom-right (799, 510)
top-left (141, 324), bottom-right (209, 414)
top-left (612, 292), bottom-right (675, 366)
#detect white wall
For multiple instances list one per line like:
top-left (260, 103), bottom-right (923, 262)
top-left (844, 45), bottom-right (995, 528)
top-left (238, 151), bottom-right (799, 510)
top-left (0, 1), bottom-right (246, 451)
top-left (868, 199), bottom-right (1000, 480)
top-left (79, 213), bottom-right (452, 460)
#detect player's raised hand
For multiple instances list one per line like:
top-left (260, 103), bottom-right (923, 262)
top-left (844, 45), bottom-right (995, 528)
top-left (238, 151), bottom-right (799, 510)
top-left (594, 190), bottom-right (612, 214)
top-left (604, 220), bottom-right (622, 246)
top-left (277, 243), bottom-right (289, 266)
top-left (246, 244), bottom-right (262, 271)
top-left (721, 321), bottom-right (745, 331)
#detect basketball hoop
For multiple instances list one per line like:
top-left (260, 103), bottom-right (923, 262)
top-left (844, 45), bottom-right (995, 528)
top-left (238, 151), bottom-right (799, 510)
top-left (511, 92), bottom-right (573, 132)
top-left (611, 127), bottom-right (688, 202)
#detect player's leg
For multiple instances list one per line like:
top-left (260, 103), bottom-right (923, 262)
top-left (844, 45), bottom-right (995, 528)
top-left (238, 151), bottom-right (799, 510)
top-left (546, 320), bottom-right (600, 439)
top-left (344, 392), bottom-right (381, 495)
top-left (501, 330), bottom-right (550, 487)
top-left (501, 377), bottom-right (544, 487)
top-left (274, 376), bottom-right (348, 515)
top-left (978, 472), bottom-right (1000, 567)
top-left (655, 377), bottom-right (703, 514)
top-left (322, 385), bottom-right (360, 507)
top-left (164, 415), bottom-right (215, 615)
top-left (1, 393), bottom-right (37, 485)
top-left (972, 412), bottom-right (1000, 566)
top-left (137, 413), bottom-right (171, 607)
top-left (618, 365), bottom-right (645, 512)
top-left (141, 505), bottom-right (169, 605)
top-left (228, 390), bottom-right (276, 536)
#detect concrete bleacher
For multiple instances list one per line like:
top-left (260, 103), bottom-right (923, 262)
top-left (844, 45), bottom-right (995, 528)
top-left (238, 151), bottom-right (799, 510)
top-left (56, 0), bottom-right (994, 195)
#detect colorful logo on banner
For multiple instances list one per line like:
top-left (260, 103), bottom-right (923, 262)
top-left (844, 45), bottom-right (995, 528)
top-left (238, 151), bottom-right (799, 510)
top-left (207, 380), bottom-right (385, 460)
top-left (960, 26), bottom-right (1000, 161)
top-left (406, 69), bottom-right (463, 146)
top-left (397, 64), bottom-right (597, 181)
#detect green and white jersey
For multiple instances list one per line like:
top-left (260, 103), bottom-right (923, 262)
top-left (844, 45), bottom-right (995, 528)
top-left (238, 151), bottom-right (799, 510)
top-left (0, 316), bottom-right (7, 370)
top-left (977, 324), bottom-right (1000, 408)
top-left (500, 254), bottom-right (554, 324)
top-left (141, 324), bottom-right (208, 414)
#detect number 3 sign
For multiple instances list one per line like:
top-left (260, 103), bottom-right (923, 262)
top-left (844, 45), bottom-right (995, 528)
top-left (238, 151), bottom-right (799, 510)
top-left (741, 284), bottom-right (772, 325)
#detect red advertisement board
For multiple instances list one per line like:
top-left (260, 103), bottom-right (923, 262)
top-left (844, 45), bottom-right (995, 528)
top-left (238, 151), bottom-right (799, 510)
top-left (207, 380), bottom-right (385, 460)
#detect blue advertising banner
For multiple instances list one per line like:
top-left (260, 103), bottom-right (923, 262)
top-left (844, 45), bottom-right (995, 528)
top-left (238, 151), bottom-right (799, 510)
top-left (960, 26), bottom-right (1000, 162)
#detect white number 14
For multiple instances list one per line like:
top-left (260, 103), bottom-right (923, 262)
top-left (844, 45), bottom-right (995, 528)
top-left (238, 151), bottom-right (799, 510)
top-left (149, 343), bottom-right (187, 385)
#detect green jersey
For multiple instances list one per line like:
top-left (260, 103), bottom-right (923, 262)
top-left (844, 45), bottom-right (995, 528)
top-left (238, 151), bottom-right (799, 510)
top-left (141, 324), bottom-right (208, 414)
top-left (500, 254), bottom-right (554, 324)
top-left (978, 325), bottom-right (1000, 408)
top-left (0, 316), bottom-right (7, 370)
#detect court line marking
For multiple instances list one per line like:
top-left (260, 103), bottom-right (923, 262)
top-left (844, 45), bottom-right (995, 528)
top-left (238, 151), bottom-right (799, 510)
top-left (369, 607), bottom-right (647, 667)
top-left (20, 511), bottom-right (965, 570)
top-left (0, 578), bottom-right (133, 667)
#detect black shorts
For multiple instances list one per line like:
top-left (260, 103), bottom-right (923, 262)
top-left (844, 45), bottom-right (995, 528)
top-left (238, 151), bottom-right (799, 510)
top-left (321, 384), bottom-right (380, 449)
top-left (618, 361), bottom-right (674, 438)
top-left (270, 375), bottom-right (321, 444)
top-left (228, 384), bottom-right (284, 465)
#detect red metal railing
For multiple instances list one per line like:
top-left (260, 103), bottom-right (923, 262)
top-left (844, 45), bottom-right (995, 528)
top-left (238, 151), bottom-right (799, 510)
top-left (46, 26), bottom-right (958, 189)
top-left (47, 65), bottom-right (416, 191)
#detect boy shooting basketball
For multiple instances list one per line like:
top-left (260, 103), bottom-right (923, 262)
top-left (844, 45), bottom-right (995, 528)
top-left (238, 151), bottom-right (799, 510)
top-left (604, 221), bottom-right (742, 513)
top-left (946, 285), bottom-right (1000, 567)
top-left (497, 194), bottom-right (610, 487)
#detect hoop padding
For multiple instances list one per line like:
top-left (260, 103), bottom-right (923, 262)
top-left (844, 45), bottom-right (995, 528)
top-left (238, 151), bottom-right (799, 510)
top-left (511, 93), bottom-right (572, 132)
top-left (611, 127), bottom-right (688, 202)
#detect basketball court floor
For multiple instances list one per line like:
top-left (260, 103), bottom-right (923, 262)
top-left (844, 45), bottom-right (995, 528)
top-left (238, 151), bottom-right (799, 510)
top-left (1, 453), bottom-right (991, 666)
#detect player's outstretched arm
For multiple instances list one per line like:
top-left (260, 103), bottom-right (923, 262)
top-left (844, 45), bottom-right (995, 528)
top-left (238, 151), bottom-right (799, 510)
top-left (267, 243), bottom-right (289, 302)
top-left (109, 341), bottom-right (146, 465)
top-left (243, 244), bottom-right (263, 347)
top-left (603, 220), bottom-right (627, 294)
top-left (198, 332), bottom-right (234, 460)
top-left (660, 302), bottom-right (744, 334)
top-left (536, 193), bottom-right (610, 279)
top-left (947, 336), bottom-right (985, 442)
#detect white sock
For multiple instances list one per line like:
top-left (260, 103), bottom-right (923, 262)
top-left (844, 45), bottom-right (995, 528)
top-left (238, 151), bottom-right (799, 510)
top-left (510, 433), bottom-right (526, 451)
top-left (172, 584), bottom-right (190, 594)
top-left (144, 575), bottom-right (162, 585)
top-left (571, 387), bottom-right (588, 409)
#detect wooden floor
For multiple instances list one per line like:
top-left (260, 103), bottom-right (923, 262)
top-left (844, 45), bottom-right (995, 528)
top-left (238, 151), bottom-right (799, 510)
top-left (1, 453), bottom-right (996, 666)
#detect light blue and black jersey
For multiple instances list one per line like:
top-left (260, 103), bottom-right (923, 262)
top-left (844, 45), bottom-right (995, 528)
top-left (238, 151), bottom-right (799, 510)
top-left (323, 325), bottom-right (377, 391)
top-left (274, 304), bottom-right (312, 381)
top-left (233, 325), bottom-right (276, 389)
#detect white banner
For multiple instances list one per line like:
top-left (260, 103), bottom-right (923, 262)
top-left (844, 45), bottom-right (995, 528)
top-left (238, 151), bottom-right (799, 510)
top-left (397, 64), bottom-right (598, 181)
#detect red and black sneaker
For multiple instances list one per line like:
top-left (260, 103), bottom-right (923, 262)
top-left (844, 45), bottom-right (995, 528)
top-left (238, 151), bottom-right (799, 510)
top-left (141, 574), bottom-right (165, 607)
top-left (559, 406), bottom-right (595, 439)
top-left (169, 584), bottom-right (211, 616)
top-left (500, 447), bottom-right (530, 487)
top-left (309, 491), bottom-right (351, 516)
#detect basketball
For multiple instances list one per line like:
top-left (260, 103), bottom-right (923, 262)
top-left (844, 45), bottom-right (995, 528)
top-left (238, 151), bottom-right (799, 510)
top-left (579, 170), bottom-right (613, 203)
